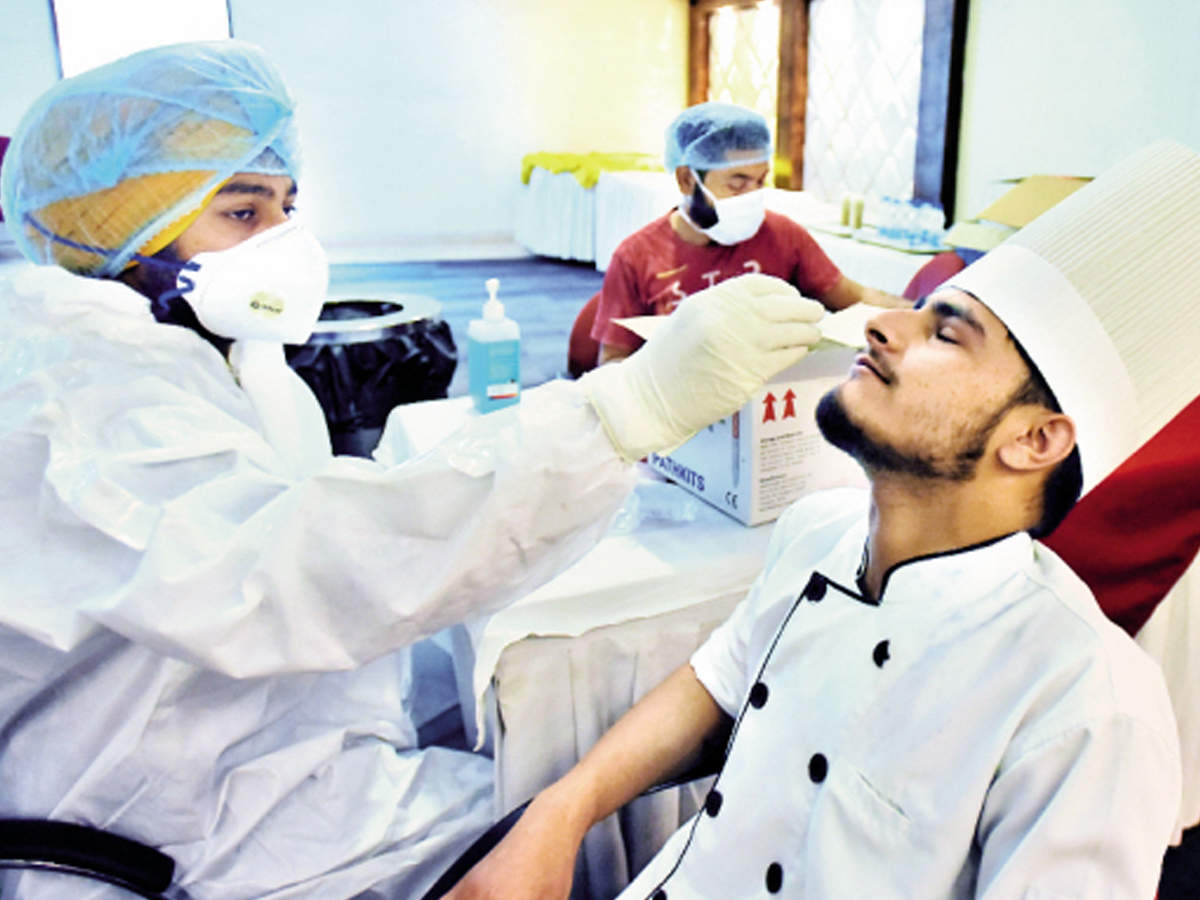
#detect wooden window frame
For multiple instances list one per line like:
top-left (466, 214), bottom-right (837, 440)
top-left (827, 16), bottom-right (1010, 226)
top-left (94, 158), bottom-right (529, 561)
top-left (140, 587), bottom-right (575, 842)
top-left (688, 0), bottom-right (968, 217)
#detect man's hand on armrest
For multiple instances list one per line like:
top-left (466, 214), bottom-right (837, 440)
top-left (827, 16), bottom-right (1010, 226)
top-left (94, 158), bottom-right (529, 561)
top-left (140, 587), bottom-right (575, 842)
top-left (444, 663), bottom-right (726, 900)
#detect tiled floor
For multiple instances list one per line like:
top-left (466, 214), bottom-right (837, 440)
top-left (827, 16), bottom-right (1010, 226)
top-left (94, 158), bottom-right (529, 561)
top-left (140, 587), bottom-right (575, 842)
top-left (327, 256), bottom-right (606, 398)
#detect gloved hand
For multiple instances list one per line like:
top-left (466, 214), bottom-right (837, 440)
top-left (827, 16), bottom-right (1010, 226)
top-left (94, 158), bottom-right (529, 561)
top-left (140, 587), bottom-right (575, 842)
top-left (580, 273), bottom-right (824, 462)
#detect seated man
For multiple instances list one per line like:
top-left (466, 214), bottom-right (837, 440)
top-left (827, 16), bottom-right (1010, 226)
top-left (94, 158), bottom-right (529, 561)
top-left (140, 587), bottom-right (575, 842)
top-left (448, 142), bottom-right (1200, 898)
top-left (592, 101), bottom-right (904, 364)
top-left (0, 42), bottom-right (828, 899)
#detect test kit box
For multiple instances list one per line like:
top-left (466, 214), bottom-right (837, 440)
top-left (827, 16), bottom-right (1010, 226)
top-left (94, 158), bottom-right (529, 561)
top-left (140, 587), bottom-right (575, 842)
top-left (649, 347), bottom-right (867, 526)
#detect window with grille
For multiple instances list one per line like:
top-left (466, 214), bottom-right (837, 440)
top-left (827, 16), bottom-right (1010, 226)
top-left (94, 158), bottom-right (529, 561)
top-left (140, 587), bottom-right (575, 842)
top-left (803, 0), bottom-right (924, 204)
top-left (707, 2), bottom-right (780, 138)
top-left (688, 0), bottom-right (966, 217)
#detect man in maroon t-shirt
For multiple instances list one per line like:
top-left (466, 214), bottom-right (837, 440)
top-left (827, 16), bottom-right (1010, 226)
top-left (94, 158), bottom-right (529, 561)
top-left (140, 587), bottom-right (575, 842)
top-left (592, 102), bottom-right (904, 363)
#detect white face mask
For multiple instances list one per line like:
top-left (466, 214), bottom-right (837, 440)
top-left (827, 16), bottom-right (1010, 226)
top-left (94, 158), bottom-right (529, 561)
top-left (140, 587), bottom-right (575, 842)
top-left (681, 171), bottom-right (767, 245)
top-left (180, 221), bottom-right (329, 344)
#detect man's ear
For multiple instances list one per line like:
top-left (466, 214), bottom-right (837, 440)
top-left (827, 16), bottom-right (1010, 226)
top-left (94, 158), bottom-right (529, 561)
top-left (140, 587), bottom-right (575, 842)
top-left (997, 411), bottom-right (1076, 473)
top-left (675, 166), bottom-right (695, 194)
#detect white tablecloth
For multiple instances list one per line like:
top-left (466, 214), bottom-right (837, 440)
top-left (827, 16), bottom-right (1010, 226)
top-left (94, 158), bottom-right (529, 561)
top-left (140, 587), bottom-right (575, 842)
top-left (593, 170), bottom-right (680, 270)
top-left (463, 474), bottom-right (771, 729)
top-left (514, 168), bottom-right (597, 262)
top-left (483, 592), bottom-right (741, 899)
top-left (1135, 557), bottom-right (1200, 839)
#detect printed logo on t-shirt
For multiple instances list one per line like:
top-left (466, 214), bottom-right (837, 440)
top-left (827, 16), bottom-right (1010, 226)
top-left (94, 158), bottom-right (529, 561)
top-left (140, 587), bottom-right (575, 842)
top-left (654, 265), bottom-right (688, 280)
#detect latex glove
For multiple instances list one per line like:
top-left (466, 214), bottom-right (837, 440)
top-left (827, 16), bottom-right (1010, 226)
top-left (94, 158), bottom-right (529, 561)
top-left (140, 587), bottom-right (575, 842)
top-left (580, 273), bottom-right (824, 462)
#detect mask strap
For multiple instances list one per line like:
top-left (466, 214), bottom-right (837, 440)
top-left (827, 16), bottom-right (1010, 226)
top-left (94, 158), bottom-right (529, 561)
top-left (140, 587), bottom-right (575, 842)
top-left (149, 260), bottom-right (200, 303)
top-left (23, 212), bottom-right (201, 292)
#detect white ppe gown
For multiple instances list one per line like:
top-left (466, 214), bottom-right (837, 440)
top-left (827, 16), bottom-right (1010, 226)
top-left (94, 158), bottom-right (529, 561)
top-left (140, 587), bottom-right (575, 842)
top-left (0, 266), bottom-right (637, 898)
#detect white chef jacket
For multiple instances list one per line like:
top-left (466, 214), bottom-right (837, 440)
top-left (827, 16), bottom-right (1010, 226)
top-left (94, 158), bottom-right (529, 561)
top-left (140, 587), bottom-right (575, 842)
top-left (0, 265), bottom-right (637, 898)
top-left (621, 488), bottom-right (1181, 899)
top-left (1135, 557), bottom-right (1200, 840)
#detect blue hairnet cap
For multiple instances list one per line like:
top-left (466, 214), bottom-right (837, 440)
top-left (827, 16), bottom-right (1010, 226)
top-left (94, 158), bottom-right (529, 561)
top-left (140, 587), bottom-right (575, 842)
top-left (664, 102), bottom-right (772, 174)
top-left (0, 40), bottom-right (299, 276)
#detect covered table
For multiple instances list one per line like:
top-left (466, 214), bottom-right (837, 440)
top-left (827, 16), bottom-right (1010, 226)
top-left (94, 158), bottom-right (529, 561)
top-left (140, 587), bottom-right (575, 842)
top-left (515, 152), bottom-right (662, 263)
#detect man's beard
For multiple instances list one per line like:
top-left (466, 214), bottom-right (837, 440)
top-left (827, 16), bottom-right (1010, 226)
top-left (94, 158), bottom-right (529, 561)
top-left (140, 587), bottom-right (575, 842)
top-left (685, 181), bottom-right (718, 229)
top-left (815, 387), bottom-right (1008, 482)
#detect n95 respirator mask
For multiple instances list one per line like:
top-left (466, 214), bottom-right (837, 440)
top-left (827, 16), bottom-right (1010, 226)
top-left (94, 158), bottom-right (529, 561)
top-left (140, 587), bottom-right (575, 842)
top-left (181, 221), bottom-right (329, 344)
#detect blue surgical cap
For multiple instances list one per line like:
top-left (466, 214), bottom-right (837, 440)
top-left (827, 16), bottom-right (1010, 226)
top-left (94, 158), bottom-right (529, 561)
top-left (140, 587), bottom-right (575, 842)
top-left (664, 102), bottom-right (772, 174)
top-left (0, 40), bottom-right (299, 276)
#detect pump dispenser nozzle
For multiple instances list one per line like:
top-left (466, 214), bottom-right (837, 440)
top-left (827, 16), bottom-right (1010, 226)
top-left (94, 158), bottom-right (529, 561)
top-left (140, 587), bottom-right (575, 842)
top-left (483, 278), bottom-right (503, 319)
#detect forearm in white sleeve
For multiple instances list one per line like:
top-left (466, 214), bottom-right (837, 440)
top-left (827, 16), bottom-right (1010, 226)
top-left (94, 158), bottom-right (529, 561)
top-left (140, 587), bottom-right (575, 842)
top-left (60, 379), bottom-right (636, 676)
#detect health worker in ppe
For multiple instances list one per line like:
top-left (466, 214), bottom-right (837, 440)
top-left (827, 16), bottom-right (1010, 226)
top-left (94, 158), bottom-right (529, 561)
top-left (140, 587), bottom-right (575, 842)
top-left (0, 41), bottom-right (828, 899)
top-left (591, 101), bottom-right (907, 365)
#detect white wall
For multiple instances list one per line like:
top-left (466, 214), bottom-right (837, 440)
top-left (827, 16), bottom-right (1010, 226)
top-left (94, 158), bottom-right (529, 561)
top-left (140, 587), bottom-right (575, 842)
top-left (956, 0), bottom-right (1200, 218)
top-left (230, 0), bottom-right (688, 250)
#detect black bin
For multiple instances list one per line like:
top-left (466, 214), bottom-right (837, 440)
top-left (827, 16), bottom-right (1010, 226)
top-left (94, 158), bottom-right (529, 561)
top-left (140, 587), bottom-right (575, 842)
top-left (286, 296), bottom-right (457, 457)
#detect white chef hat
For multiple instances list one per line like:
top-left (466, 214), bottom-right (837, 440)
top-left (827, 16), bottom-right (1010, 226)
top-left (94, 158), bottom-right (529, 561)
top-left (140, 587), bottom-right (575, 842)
top-left (948, 140), bottom-right (1200, 493)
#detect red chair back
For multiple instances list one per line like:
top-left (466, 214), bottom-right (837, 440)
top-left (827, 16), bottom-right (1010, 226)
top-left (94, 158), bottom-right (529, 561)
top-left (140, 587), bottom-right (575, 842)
top-left (902, 250), bottom-right (966, 301)
top-left (1045, 393), bottom-right (1200, 635)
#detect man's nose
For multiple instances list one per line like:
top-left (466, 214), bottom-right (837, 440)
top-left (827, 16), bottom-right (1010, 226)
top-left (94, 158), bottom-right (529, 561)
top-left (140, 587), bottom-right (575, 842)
top-left (863, 305), bottom-right (917, 352)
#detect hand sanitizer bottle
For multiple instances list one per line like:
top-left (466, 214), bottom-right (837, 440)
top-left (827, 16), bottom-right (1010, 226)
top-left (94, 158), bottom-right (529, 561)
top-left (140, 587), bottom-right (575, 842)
top-left (468, 277), bottom-right (521, 413)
